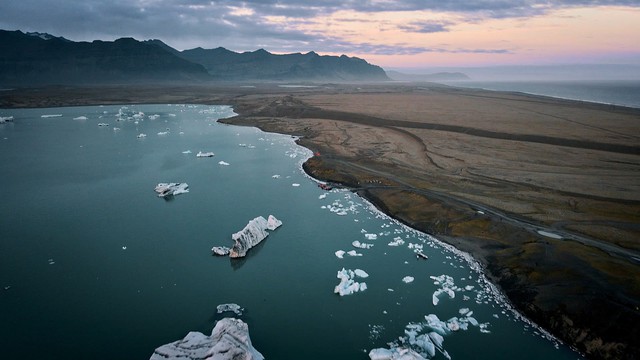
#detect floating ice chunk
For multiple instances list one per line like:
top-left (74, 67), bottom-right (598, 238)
top-left (354, 269), bottom-right (369, 278)
top-left (157, 131), bottom-right (169, 136)
top-left (292, 183), bottom-right (300, 187)
top-left (467, 317), bottom-right (479, 326)
top-left (155, 183), bottom-right (189, 198)
top-left (334, 268), bottom-right (367, 296)
top-left (388, 237), bottom-right (405, 247)
top-left (41, 114), bottom-right (62, 118)
top-left (368, 347), bottom-right (426, 360)
top-left (319, 194), bottom-right (327, 199)
top-left (335, 250), bottom-right (345, 259)
top-left (272, 175), bottom-right (280, 179)
top-left (216, 303), bottom-right (243, 316)
top-left (212, 246), bottom-right (230, 256)
top-left (402, 276), bottom-right (414, 284)
top-left (98, 122), bottom-right (109, 126)
top-left (196, 151), bottom-right (215, 157)
top-left (0, 116), bottom-right (14, 123)
top-left (352, 240), bottom-right (373, 249)
top-left (266, 215), bottom-right (282, 231)
top-left (218, 161), bottom-right (230, 166)
top-left (122, 246), bottom-right (127, 250)
top-left (148, 114), bottom-right (160, 120)
top-left (137, 133), bottom-right (147, 138)
top-left (113, 127), bottom-right (121, 131)
top-left (458, 308), bottom-right (470, 315)
top-left (537, 230), bottom-right (562, 239)
top-left (365, 233), bottom-right (378, 240)
top-left (48, 258), bottom-right (55, 265)
top-left (229, 215), bottom-right (281, 258)
top-left (346, 250), bottom-right (362, 257)
top-left (465, 285), bottom-right (474, 291)
top-left (150, 318), bottom-right (264, 360)
top-left (73, 116), bottom-right (87, 120)
top-left (182, 150), bottom-right (192, 154)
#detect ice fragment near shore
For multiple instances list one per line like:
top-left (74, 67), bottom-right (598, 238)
top-left (334, 268), bottom-right (368, 296)
top-left (212, 246), bottom-right (230, 256)
top-left (388, 237), bottom-right (405, 247)
top-left (150, 318), bottom-right (264, 360)
top-left (402, 276), bottom-right (415, 284)
top-left (335, 250), bottom-right (346, 259)
top-left (229, 215), bottom-right (281, 258)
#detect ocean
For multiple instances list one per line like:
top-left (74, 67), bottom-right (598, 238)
top-left (441, 80), bottom-right (640, 109)
top-left (0, 104), bottom-right (582, 359)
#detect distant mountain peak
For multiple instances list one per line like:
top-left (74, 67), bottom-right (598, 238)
top-left (26, 31), bottom-right (70, 42)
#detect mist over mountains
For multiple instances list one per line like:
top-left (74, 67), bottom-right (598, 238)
top-left (0, 29), bottom-right (389, 86)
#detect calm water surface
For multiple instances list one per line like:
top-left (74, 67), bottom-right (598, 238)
top-left (0, 105), bottom-right (583, 359)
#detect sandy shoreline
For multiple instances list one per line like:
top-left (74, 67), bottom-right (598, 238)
top-left (2, 83), bottom-right (639, 359)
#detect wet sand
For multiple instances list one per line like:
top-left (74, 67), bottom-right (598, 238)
top-left (2, 83), bottom-right (639, 359)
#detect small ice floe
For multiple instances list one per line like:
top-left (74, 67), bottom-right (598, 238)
top-left (98, 123), bottom-right (109, 126)
top-left (157, 131), bottom-right (169, 136)
top-left (168, 113), bottom-right (176, 117)
top-left (388, 237), bottom-right (405, 247)
top-left (430, 275), bottom-right (458, 306)
top-left (137, 133), bottom-right (147, 138)
top-left (148, 114), bottom-right (160, 120)
top-left (292, 183), bottom-right (300, 187)
top-left (272, 175), bottom-right (280, 179)
top-left (346, 250), bottom-right (363, 257)
top-left (3, 286), bottom-right (10, 291)
top-left (73, 116), bottom-right (87, 120)
top-left (122, 246), bottom-right (127, 250)
top-left (402, 276), bottom-right (414, 284)
top-left (182, 150), bottom-right (192, 154)
top-left (48, 258), bottom-right (55, 265)
top-left (0, 116), bottom-right (14, 123)
top-left (216, 303), bottom-right (243, 316)
top-left (364, 233), bottom-right (377, 240)
top-left (416, 251), bottom-right (428, 260)
top-left (154, 183), bottom-right (189, 198)
top-left (318, 194), bottom-right (327, 200)
top-left (196, 151), bottom-right (215, 157)
top-left (113, 127), bottom-right (121, 131)
top-left (334, 268), bottom-right (368, 296)
top-left (354, 269), bottom-right (369, 278)
top-left (335, 250), bottom-right (346, 259)
top-left (212, 246), bottom-right (231, 256)
top-left (41, 114), bottom-right (62, 118)
top-left (352, 240), bottom-right (373, 249)
top-left (537, 230), bottom-right (562, 239)
top-left (179, 131), bottom-right (184, 135)
top-left (218, 161), bottom-right (230, 166)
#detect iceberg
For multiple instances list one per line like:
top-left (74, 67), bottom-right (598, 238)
top-left (197, 151), bottom-right (215, 157)
top-left (41, 114), bottom-right (62, 118)
top-left (218, 161), bottom-right (230, 166)
top-left (334, 268), bottom-right (368, 296)
top-left (229, 215), bottom-right (281, 258)
top-left (154, 183), bottom-right (189, 198)
top-left (354, 269), bottom-right (369, 278)
top-left (157, 131), bottom-right (169, 136)
top-left (216, 303), bottom-right (243, 316)
top-left (98, 122), bottom-right (109, 126)
top-left (346, 250), bottom-right (363, 257)
top-left (352, 240), bottom-right (374, 249)
top-left (150, 318), bottom-right (264, 360)
top-left (0, 116), bottom-right (14, 123)
top-left (388, 237), bottom-right (405, 247)
top-left (402, 276), bottom-right (415, 284)
top-left (368, 347), bottom-right (427, 360)
top-left (73, 116), bottom-right (87, 120)
top-left (137, 133), bottom-right (147, 138)
top-left (335, 250), bottom-right (346, 259)
top-left (212, 246), bottom-right (230, 256)
top-left (365, 233), bottom-right (378, 240)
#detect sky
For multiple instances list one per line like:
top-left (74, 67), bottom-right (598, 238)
top-left (1, 0), bottom-right (639, 69)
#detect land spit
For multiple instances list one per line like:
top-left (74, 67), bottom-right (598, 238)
top-left (2, 83), bottom-right (639, 359)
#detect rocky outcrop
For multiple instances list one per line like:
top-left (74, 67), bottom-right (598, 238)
top-left (150, 318), bottom-right (264, 360)
top-left (229, 215), bottom-right (281, 258)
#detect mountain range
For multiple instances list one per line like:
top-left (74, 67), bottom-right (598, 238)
top-left (0, 30), bottom-right (389, 85)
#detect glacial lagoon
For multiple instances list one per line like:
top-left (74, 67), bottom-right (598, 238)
top-left (0, 104), bottom-right (583, 359)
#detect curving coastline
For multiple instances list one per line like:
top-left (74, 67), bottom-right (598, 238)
top-left (1, 83), bottom-right (639, 359)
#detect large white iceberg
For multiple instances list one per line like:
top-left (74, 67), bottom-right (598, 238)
top-left (150, 318), bottom-right (264, 360)
top-left (229, 215), bottom-right (282, 258)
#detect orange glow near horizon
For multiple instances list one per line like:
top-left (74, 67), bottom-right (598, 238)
top-left (267, 6), bottom-right (640, 68)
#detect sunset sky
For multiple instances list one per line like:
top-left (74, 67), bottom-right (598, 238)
top-left (1, 1), bottom-right (639, 68)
